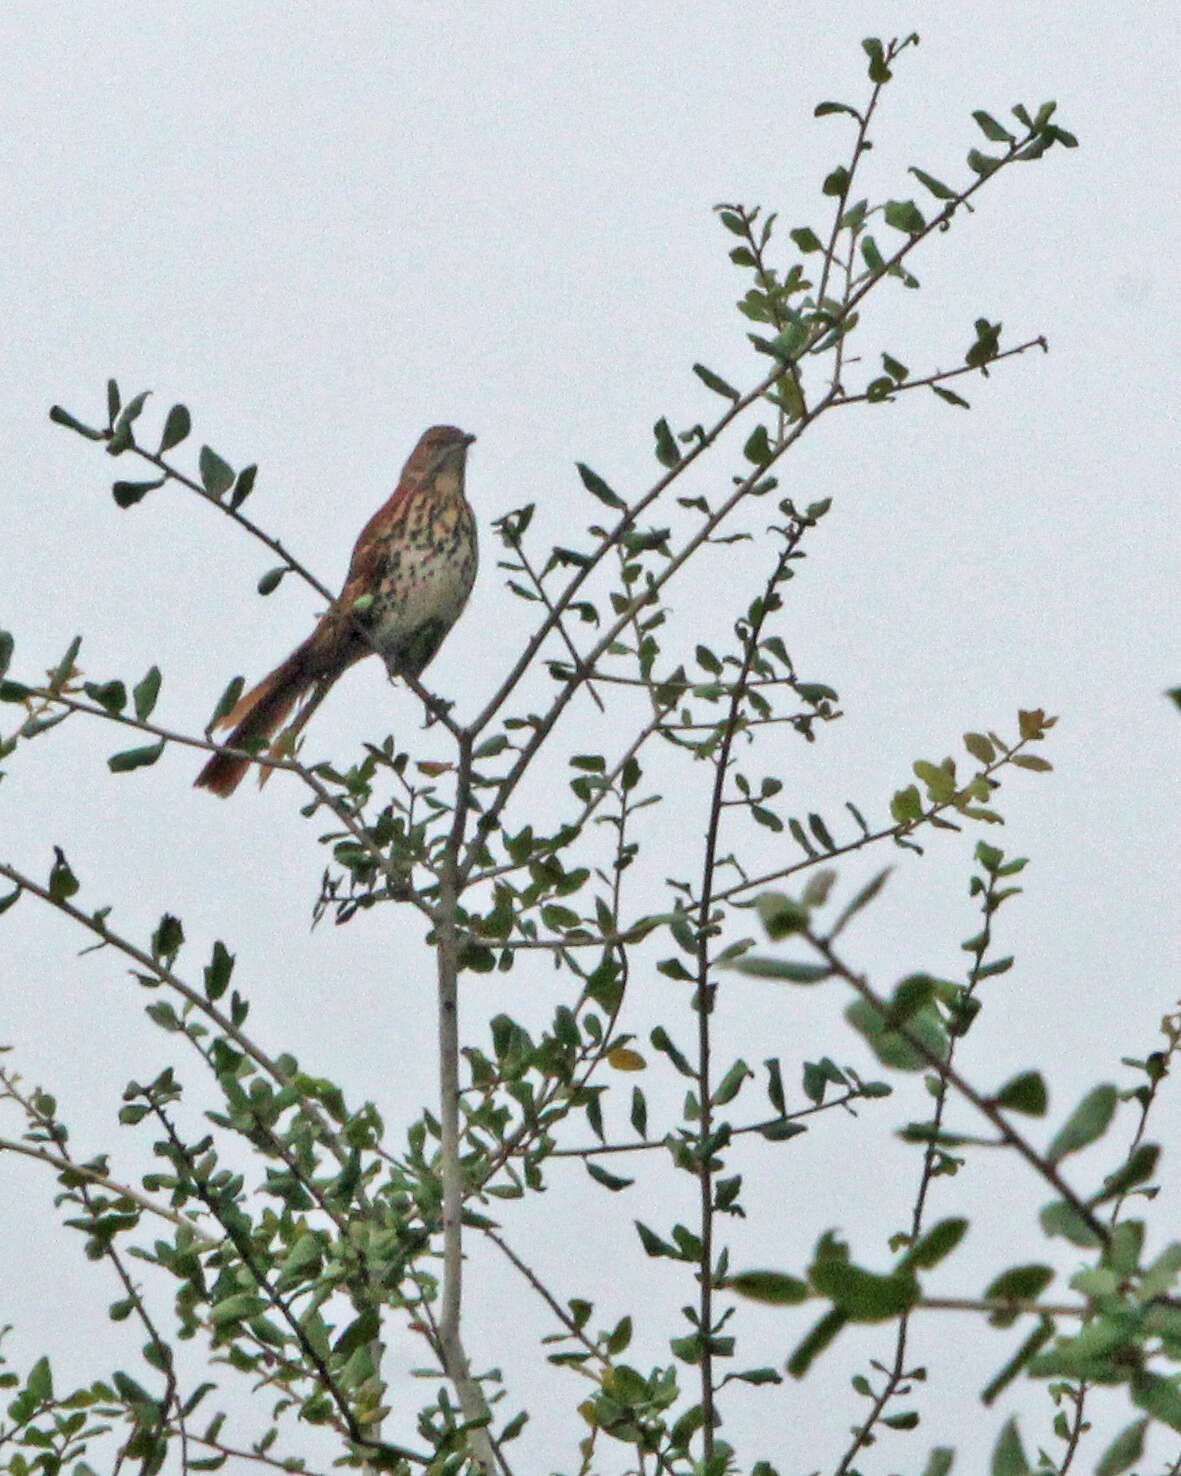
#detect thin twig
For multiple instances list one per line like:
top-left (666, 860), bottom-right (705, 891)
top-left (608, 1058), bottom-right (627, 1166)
top-left (433, 731), bottom-right (503, 1475)
top-left (809, 929), bottom-right (1111, 1247)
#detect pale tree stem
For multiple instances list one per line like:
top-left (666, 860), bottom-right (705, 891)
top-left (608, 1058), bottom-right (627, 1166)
top-left (435, 734), bottom-right (501, 1474)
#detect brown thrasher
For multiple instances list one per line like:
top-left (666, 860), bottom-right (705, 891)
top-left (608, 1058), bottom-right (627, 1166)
top-left (195, 424), bottom-right (478, 797)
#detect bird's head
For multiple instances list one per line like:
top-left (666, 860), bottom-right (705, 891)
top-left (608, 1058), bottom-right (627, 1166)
top-left (408, 424), bottom-right (476, 487)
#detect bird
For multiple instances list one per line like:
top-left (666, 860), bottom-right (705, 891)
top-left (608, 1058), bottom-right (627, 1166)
top-left (195, 424), bottom-right (478, 797)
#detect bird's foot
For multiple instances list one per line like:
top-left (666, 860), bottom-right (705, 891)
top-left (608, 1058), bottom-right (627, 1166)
top-left (422, 695), bottom-right (454, 727)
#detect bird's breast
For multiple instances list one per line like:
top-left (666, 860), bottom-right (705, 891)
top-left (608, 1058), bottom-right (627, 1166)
top-left (369, 500), bottom-right (477, 676)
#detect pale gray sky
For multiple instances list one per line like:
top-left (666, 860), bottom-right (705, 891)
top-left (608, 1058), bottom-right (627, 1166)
top-left (2, 5), bottom-right (1178, 1472)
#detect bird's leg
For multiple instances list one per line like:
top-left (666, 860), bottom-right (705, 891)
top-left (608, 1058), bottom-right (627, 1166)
top-left (421, 694), bottom-right (455, 728)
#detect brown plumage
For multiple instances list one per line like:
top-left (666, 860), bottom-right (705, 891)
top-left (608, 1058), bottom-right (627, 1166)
top-left (195, 424), bottom-right (477, 797)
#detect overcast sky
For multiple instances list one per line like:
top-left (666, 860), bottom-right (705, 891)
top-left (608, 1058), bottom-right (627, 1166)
top-left (2, 6), bottom-right (1178, 1473)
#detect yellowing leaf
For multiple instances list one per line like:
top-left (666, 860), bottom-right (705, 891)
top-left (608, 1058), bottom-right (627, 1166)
top-left (607, 1047), bottom-right (646, 1072)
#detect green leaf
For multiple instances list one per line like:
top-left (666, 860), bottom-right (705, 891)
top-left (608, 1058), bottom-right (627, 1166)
top-left (972, 110), bottom-right (1015, 143)
top-left (49, 405), bottom-right (105, 440)
top-left (1039, 1199), bottom-right (1102, 1247)
top-left (695, 644), bottom-right (721, 675)
top-left (159, 404), bottom-right (191, 453)
top-left (991, 1417), bottom-right (1030, 1476)
top-left (199, 445), bottom-right (235, 498)
top-left (203, 940), bottom-right (234, 1001)
top-left (922, 1450), bottom-right (955, 1476)
top-left (26, 1354), bottom-right (54, 1403)
top-left (576, 462), bottom-right (626, 510)
top-left (909, 166), bottom-right (957, 200)
top-left (881, 353), bottom-right (909, 382)
top-left (47, 634), bottom-right (82, 693)
top-left (112, 390), bottom-right (151, 439)
top-left (112, 477), bottom-right (166, 508)
top-left (586, 1160), bottom-right (633, 1191)
top-left (49, 849), bottom-right (79, 902)
top-left (727, 1367), bottom-right (782, 1389)
top-left (652, 418), bottom-right (681, 468)
top-left (230, 464), bottom-right (257, 509)
top-left (764, 1057), bottom-right (786, 1115)
top-left (866, 376), bottom-right (895, 403)
top-left (1010, 753), bottom-right (1052, 772)
top-left (106, 420), bottom-right (134, 455)
top-left (0, 680), bottom-right (32, 702)
top-left (964, 731), bottom-right (995, 763)
top-left (1095, 1417), bottom-right (1147, 1476)
top-left (981, 1323), bottom-right (1056, 1407)
top-left (712, 1059), bottom-right (752, 1106)
top-left (760, 1118), bottom-right (807, 1142)
top-left (606, 1364), bottom-right (650, 1406)
top-left (743, 425), bottom-right (773, 466)
top-left (884, 199), bottom-right (926, 235)
top-left (890, 784), bottom-right (923, 823)
top-left (903, 1217), bottom-right (967, 1270)
top-left (814, 100), bottom-right (861, 121)
top-left (787, 1307), bottom-right (846, 1377)
top-left (133, 666), bottom-right (162, 721)
top-left (931, 384), bottom-right (970, 409)
top-left (650, 1026), bottom-right (693, 1077)
top-left (726, 1270), bottom-right (808, 1305)
top-left (983, 1264), bottom-right (1054, 1323)
top-left (1130, 1370), bottom-right (1181, 1434)
top-left (606, 1315), bottom-right (633, 1355)
top-left (274, 1233), bottom-right (324, 1292)
top-left (106, 378), bottom-right (121, 424)
top-left (692, 363), bottom-right (740, 401)
top-left (145, 999), bottom-right (181, 1031)
top-left (789, 227), bottom-right (823, 253)
top-left (0, 630), bottom-right (12, 682)
top-left (629, 1086), bottom-right (647, 1138)
top-left (914, 758), bottom-right (956, 802)
top-left (755, 891), bottom-right (808, 939)
top-left (634, 1220), bottom-right (679, 1259)
top-left (1094, 1142), bottom-right (1160, 1205)
top-left (861, 37), bottom-right (891, 83)
top-left (831, 867), bottom-right (891, 932)
top-left (83, 680), bottom-right (127, 715)
top-left (210, 1292), bottom-right (268, 1325)
top-left (809, 1232), bottom-right (918, 1320)
top-left (1046, 1083), bottom-right (1118, 1164)
top-left (992, 1070), bottom-right (1047, 1116)
top-left (257, 566), bottom-right (286, 596)
top-left (0, 885), bottom-right (21, 916)
top-left (967, 148), bottom-right (1002, 177)
top-left (152, 913), bottom-right (184, 962)
top-left (846, 989), bottom-right (946, 1072)
top-left (965, 318), bottom-right (1002, 369)
top-left (825, 1263), bottom-right (917, 1320)
top-left (822, 165), bottom-right (850, 198)
top-left (732, 957), bottom-right (831, 984)
top-left (109, 738), bottom-right (166, 772)
top-left (861, 235), bottom-right (886, 274)
top-left (766, 320), bottom-right (809, 360)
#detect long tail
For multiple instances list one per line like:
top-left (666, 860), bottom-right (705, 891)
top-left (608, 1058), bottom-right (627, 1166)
top-left (195, 643), bottom-right (316, 797)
